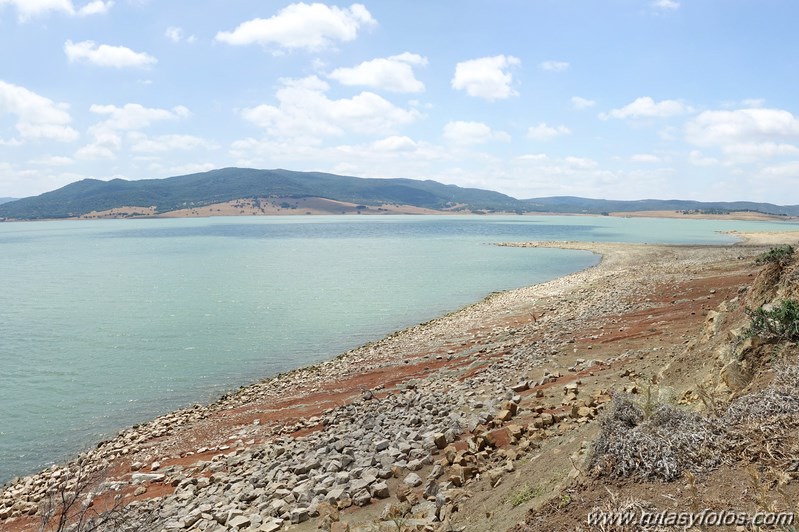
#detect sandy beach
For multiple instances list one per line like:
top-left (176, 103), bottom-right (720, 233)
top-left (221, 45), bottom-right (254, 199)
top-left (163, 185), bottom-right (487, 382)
top-left (3, 230), bottom-right (799, 531)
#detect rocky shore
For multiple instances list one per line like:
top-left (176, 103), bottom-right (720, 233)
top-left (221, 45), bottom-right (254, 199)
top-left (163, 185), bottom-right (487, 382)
top-left (2, 233), bottom-right (796, 531)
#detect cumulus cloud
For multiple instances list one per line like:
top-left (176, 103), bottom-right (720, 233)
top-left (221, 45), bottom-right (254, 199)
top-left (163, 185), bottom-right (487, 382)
top-left (684, 107), bottom-right (799, 163)
top-left (631, 154), bottom-right (661, 163)
top-left (442, 121), bottom-right (510, 145)
top-left (77, 103), bottom-right (190, 160)
top-left (527, 123), bottom-right (571, 141)
top-left (129, 133), bottom-right (218, 153)
top-left (370, 135), bottom-right (418, 152)
top-left (215, 2), bottom-right (376, 51)
top-left (0, 80), bottom-right (79, 142)
top-left (571, 96), bottom-right (595, 109)
top-left (685, 108), bottom-right (799, 146)
top-left (328, 53), bottom-right (427, 93)
top-left (165, 26), bottom-right (196, 44)
top-left (240, 76), bottom-right (420, 141)
top-left (600, 96), bottom-right (690, 120)
top-left (0, 0), bottom-right (112, 20)
top-left (652, 0), bottom-right (679, 9)
top-left (451, 55), bottom-right (521, 101)
top-left (689, 150), bottom-right (719, 167)
top-left (64, 40), bottom-right (157, 68)
top-left (540, 60), bottom-right (569, 72)
top-left (77, 0), bottom-right (112, 16)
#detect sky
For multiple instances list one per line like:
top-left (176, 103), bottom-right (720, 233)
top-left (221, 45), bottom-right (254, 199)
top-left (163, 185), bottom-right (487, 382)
top-left (1, 1), bottom-right (799, 203)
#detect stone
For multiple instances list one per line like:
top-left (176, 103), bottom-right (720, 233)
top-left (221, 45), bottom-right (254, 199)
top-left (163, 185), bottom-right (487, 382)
top-left (404, 472), bottom-right (423, 487)
top-left (375, 439), bottom-right (390, 452)
top-left (371, 481), bottom-right (390, 499)
top-left (352, 489), bottom-right (371, 507)
top-left (259, 519), bottom-right (283, 532)
top-left (433, 432), bottom-right (447, 449)
top-left (290, 508), bottom-right (309, 524)
top-left (228, 515), bottom-right (250, 529)
top-left (511, 381), bottom-right (529, 392)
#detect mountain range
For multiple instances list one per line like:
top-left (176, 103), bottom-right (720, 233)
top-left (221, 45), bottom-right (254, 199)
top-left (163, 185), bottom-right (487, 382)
top-left (0, 168), bottom-right (797, 220)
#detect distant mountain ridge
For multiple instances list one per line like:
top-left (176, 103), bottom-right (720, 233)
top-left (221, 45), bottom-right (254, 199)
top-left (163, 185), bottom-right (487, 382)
top-left (0, 197), bottom-right (17, 205)
top-left (522, 196), bottom-right (799, 216)
top-left (0, 168), bottom-right (797, 219)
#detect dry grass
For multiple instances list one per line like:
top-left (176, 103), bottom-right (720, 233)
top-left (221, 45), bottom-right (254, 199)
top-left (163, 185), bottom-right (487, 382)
top-left (587, 395), bottom-right (726, 481)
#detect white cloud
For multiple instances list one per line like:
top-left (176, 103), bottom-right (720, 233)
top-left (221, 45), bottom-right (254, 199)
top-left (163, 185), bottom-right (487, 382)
top-left (129, 133), bottom-right (218, 153)
top-left (540, 60), bottom-right (569, 72)
top-left (442, 121), bottom-right (510, 145)
top-left (77, 0), bottom-right (112, 16)
top-left (77, 103), bottom-right (191, 160)
top-left (600, 96), bottom-right (690, 120)
top-left (451, 55), bottom-right (521, 101)
top-left (0, 0), bottom-right (74, 20)
top-left (371, 136), bottom-right (418, 152)
top-left (571, 96), bottom-right (595, 110)
top-left (240, 76), bottom-right (420, 141)
top-left (527, 122), bottom-right (571, 141)
top-left (64, 40), bottom-right (157, 68)
top-left (215, 2), bottom-right (376, 51)
top-left (0, 80), bottom-right (79, 142)
top-left (631, 154), bottom-right (661, 163)
top-left (165, 26), bottom-right (196, 44)
top-left (688, 150), bottom-right (719, 167)
top-left (685, 108), bottom-right (799, 146)
top-left (31, 155), bottom-right (74, 166)
top-left (328, 53), bottom-right (427, 93)
top-left (0, 0), bottom-right (111, 20)
top-left (652, 0), bottom-right (679, 9)
top-left (759, 161), bottom-right (799, 179)
top-left (89, 103), bottom-right (190, 130)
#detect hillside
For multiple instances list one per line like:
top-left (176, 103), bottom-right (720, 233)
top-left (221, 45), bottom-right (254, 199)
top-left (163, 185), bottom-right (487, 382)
top-left (0, 168), bottom-right (522, 220)
top-left (0, 197), bottom-right (17, 205)
top-left (1, 168), bottom-right (799, 220)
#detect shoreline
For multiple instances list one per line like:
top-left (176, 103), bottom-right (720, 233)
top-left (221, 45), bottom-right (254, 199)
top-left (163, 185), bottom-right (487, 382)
top-left (2, 232), bottom-right (798, 530)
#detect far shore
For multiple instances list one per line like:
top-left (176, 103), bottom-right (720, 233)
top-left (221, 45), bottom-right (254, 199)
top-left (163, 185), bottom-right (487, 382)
top-left (2, 230), bottom-right (799, 531)
top-left (2, 200), bottom-right (797, 223)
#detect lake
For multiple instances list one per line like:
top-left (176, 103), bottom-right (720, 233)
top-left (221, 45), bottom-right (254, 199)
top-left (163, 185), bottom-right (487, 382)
top-left (1, 214), bottom-right (797, 484)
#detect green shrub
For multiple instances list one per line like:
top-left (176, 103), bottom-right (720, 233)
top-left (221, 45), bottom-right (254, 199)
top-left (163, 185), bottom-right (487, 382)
top-left (754, 244), bottom-right (795, 266)
top-left (746, 299), bottom-right (799, 341)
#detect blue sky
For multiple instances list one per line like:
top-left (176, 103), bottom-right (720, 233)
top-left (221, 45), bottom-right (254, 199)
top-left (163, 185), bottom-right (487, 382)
top-left (2, 0), bottom-right (799, 203)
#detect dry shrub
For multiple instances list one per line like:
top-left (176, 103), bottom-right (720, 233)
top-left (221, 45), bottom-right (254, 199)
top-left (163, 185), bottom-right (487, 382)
top-left (588, 395), bottom-right (726, 481)
top-left (723, 360), bottom-right (799, 472)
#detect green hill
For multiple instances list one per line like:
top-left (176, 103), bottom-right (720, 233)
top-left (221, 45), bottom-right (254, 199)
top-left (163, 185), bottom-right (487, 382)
top-left (0, 168), bottom-right (523, 220)
top-left (1, 169), bottom-right (798, 220)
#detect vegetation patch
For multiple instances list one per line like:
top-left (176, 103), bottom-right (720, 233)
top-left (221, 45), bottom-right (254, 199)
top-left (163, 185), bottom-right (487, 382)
top-left (587, 395), bottom-right (727, 481)
top-left (754, 244), bottom-right (795, 266)
top-left (507, 483), bottom-right (545, 508)
top-left (746, 299), bottom-right (799, 341)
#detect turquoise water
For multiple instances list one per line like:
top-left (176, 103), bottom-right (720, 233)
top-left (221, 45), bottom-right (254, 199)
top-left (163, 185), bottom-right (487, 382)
top-left (1, 215), bottom-right (798, 484)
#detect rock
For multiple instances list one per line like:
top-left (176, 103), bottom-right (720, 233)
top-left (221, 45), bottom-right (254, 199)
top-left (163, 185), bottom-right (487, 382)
top-left (404, 472), bottom-right (423, 487)
top-left (290, 507), bottom-right (310, 524)
top-left (496, 409), bottom-right (513, 422)
top-left (228, 515), bottom-right (250, 529)
top-left (433, 433), bottom-right (447, 449)
top-left (259, 519), bottom-right (283, 532)
top-left (375, 439), bottom-right (390, 452)
top-left (371, 481), bottom-right (390, 499)
top-left (511, 381), bottom-right (529, 392)
top-left (353, 489), bottom-right (371, 506)
top-left (133, 486), bottom-right (147, 496)
top-left (131, 473), bottom-right (165, 484)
